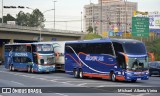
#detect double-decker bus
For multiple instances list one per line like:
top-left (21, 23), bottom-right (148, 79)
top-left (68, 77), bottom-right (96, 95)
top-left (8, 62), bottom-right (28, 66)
top-left (65, 38), bottom-right (149, 82)
top-left (4, 42), bottom-right (55, 73)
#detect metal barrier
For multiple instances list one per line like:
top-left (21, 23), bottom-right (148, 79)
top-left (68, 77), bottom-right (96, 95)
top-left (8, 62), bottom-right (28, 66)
top-left (0, 23), bottom-right (85, 34)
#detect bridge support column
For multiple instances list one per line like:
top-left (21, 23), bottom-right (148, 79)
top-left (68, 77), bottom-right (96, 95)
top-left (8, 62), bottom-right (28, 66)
top-left (9, 39), bottom-right (14, 44)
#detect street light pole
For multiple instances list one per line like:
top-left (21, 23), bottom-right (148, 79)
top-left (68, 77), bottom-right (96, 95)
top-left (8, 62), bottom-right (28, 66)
top-left (100, 0), bottom-right (102, 34)
top-left (26, 7), bottom-right (54, 42)
top-left (1, 0), bottom-right (3, 23)
top-left (125, 0), bottom-right (127, 38)
top-left (81, 11), bottom-right (83, 32)
top-left (39, 9), bottom-right (54, 41)
top-left (53, 0), bottom-right (57, 29)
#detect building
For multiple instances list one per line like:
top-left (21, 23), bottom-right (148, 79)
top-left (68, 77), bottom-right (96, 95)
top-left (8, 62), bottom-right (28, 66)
top-left (98, 0), bottom-right (123, 4)
top-left (84, 0), bottom-right (137, 35)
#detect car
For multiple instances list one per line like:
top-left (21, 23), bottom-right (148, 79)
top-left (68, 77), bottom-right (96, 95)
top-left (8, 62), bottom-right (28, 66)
top-left (148, 61), bottom-right (160, 76)
top-left (0, 58), bottom-right (3, 65)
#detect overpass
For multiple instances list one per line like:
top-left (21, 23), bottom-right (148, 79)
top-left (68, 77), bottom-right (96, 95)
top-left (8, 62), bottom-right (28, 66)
top-left (0, 23), bottom-right (85, 60)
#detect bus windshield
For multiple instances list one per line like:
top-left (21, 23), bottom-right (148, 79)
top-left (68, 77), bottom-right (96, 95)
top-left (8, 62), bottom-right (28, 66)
top-left (123, 42), bottom-right (146, 55)
top-left (37, 44), bottom-right (53, 53)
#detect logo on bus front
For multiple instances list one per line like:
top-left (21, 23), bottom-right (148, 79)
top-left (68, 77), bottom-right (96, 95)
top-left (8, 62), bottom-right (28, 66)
top-left (15, 53), bottom-right (28, 57)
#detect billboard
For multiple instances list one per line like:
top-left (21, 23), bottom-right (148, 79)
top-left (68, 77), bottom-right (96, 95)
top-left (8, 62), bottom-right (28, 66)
top-left (149, 11), bottom-right (160, 29)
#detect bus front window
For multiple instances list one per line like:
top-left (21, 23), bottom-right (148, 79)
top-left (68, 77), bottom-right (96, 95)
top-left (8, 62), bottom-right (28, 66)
top-left (37, 44), bottom-right (53, 53)
top-left (123, 42), bottom-right (148, 70)
top-left (124, 43), bottom-right (146, 55)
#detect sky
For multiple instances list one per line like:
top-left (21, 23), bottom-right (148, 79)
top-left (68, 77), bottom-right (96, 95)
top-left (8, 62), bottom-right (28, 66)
top-left (0, 0), bottom-right (160, 31)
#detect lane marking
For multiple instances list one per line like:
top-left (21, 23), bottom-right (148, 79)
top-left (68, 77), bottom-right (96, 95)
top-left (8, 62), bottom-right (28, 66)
top-left (77, 83), bottom-right (88, 86)
top-left (10, 81), bottom-right (24, 86)
top-left (55, 93), bottom-right (69, 96)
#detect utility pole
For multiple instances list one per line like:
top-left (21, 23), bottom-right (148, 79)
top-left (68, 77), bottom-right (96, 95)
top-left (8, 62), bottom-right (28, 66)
top-left (92, 3), bottom-right (95, 33)
top-left (2, 0), bottom-right (3, 23)
top-left (100, 0), bottom-right (102, 34)
top-left (81, 11), bottom-right (83, 32)
top-left (53, 0), bottom-right (57, 29)
top-left (125, 0), bottom-right (127, 38)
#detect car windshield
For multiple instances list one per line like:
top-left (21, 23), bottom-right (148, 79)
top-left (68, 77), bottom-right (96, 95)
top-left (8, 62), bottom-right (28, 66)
top-left (37, 44), bottom-right (53, 53)
top-left (123, 42), bottom-right (146, 55)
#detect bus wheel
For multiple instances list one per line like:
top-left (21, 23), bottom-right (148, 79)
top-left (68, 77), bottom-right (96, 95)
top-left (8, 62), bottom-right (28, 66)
top-left (111, 73), bottom-right (116, 82)
top-left (27, 66), bottom-right (31, 73)
top-left (31, 67), bottom-right (34, 73)
top-left (11, 65), bottom-right (15, 71)
top-left (9, 65), bottom-right (12, 71)
top-left (79, 69), bottom-right (84, 79)
top-left (73, 69), bottom-right (78, 78)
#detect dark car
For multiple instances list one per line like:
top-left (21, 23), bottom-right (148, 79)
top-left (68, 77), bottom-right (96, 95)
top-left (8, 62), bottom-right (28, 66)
top-left (0, 58), bottom-right (3, 65)
top-left (149, 61), bottom-right (160, 76)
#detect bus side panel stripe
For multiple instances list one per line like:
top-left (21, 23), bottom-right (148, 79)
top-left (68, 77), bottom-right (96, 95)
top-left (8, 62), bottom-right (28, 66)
top-left (83, 73), bottom-right (110, 79)
top-left (116, 76), bottom-right (125, 81)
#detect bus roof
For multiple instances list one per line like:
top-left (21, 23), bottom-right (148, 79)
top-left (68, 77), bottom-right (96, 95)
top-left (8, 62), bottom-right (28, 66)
top-left (65, 38), bottom-right (111, 44)
top-left (5, 42), bottom-right (53, 46)
top-left (110, 38), bottom-right (142, 44)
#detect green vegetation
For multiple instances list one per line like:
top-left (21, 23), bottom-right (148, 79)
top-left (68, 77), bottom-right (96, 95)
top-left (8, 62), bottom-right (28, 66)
top-left (146, 38), bottom-right (160, 61)
top-left (83, 33), bottom-right (102, 40)
top-left (0, 9), bottom-right (45, 28)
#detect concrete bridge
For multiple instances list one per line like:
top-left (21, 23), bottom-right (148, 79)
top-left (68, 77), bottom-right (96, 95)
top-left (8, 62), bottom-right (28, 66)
top-left (0, 23), bottom-right (85, 60)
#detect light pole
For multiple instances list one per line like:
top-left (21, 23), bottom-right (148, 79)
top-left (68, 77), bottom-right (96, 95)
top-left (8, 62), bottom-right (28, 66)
top-left (125, 0), bottom-right (127, 38)
top-left (1, 0), bottom-right (3, 23)
top-left (100, 0), bottom-right (102, 34)
top-left (53, 0), bottom-right (57, 29)
top-left (81, 11), bottom-right (83, 32)
top-left (26, 7), bottom-right (54, 41)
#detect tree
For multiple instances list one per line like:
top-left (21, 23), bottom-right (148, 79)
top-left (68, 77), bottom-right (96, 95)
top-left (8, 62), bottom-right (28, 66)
top-left (87, 26), bottom-right (93, 33)
top-left (3, 14), bottom-right (16, 23)
top-left (29, 9), bottom-right (45, 27)
top-left (16, 11), bottom-right (28, 26)
top-left (84, 33), bottom-right (102, 40)
top-left (16, 9), bottom-right (45, 27)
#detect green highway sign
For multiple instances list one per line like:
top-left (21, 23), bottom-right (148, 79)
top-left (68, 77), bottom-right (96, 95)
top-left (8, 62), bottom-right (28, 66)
top-left (132, 17), bottom-right (149, 37)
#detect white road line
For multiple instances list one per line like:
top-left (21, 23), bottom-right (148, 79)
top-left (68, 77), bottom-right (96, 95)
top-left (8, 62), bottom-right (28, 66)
top-left (77, 83), bottom-right (88, 86)
top-left (10, 81), bottom-right (24, 86)
top-left (66, 80), bottom-right (100, 83)
top-left (55, 93), bottom-right (69, 96)
top-left (96, 85), bottom-right (105, 87)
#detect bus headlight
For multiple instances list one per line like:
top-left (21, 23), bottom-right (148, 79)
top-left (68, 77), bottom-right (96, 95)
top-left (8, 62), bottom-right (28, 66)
top-left (38, 65), bottom-right (42, 69)
top-left (127, 72), bottom-right (132, 76)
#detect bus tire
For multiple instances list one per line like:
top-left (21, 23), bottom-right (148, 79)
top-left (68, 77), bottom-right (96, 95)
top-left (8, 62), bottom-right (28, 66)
top-left (79, 69), bottom-right (84, 79)
top-left (27, 66), bottom-right (31, 73)
top-left (73, 69), bottom-right (78, 78)
top-left (111, 73), bottom-right (116, 82)
top-left (9, 65), bottom-right (12, 71)
top-left (31, 67), bottom-right (34, 73)
top-left (11, 65), bottom-right (15, 71)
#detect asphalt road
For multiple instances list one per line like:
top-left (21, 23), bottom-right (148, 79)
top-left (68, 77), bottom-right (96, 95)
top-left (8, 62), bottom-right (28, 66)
top-left (0, 65), bottom-right (160, 96)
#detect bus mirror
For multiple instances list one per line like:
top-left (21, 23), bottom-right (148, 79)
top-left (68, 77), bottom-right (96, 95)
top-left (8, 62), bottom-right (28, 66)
top-left (40, 59), bottom-right (44, 64)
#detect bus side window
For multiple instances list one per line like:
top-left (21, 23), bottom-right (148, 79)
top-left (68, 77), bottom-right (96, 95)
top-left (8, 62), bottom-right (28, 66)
top-left (32, 45), bottom-right (37, 52)
top-left (5, 45), bottom-right (12, 52)
top-left (27, 46), bottom-right (31, 52)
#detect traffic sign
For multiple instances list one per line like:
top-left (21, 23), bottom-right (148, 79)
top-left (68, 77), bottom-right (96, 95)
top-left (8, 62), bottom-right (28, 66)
top-left (132, 17), bottom-right (149, 37)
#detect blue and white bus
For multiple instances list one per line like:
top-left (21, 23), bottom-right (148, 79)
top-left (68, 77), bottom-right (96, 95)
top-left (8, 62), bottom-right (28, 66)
top-left (65, 38), bottom-right (149, 82)
top-left (4, 42), bottom-right (55, 73)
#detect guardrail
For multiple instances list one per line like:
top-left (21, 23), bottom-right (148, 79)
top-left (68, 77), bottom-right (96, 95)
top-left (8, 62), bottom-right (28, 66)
top-left (0, 23), bottom-right (85, 34)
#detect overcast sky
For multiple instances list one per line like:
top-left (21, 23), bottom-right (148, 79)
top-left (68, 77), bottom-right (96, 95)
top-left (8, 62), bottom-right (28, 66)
top-left (1, 0), bottom-right (160, 31)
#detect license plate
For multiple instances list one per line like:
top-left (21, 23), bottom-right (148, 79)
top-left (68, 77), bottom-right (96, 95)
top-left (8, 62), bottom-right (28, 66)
top-left (137, 78), bottom-right (141, 80)
top-left (46, 69), bottom-right (49, 72)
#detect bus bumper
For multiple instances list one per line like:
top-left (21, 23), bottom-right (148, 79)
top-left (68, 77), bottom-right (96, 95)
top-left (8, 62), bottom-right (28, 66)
top-left (126, 75), bottom-right (149, 81)
top-left (37, 65), bottom-right (55, 72)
